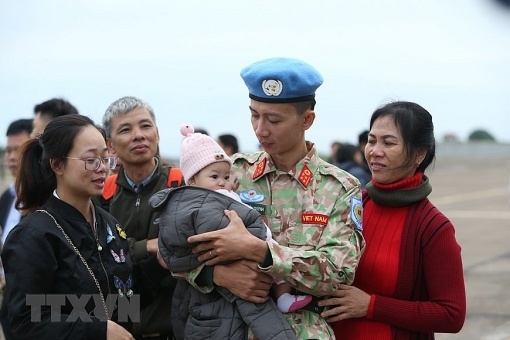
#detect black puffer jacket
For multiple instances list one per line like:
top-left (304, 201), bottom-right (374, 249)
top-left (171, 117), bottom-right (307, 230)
top-left (149, 186), bottom-right (297, 340)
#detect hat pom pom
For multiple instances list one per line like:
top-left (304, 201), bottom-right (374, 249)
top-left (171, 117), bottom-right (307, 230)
top-left (180, 123), bottom-right (195, 137)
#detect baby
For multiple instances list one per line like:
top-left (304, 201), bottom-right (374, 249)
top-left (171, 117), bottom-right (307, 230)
top-left (179, 124), bottom-right (311, 313)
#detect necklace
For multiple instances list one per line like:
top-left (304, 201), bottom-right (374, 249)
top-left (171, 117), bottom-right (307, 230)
top-left (37, 209), bottom-right (110, 320)
top-left (93, 220), bottom-right (103, 251)
top-left (90, 207), bottom-right (103, 251)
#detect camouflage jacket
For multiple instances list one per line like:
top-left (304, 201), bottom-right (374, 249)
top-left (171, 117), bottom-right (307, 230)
top-left (180, 142), bottom-right (365, 339)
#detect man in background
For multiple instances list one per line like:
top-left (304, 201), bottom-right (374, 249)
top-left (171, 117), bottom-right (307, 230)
top-left (328, 140), bottom-right (342, 164)
top-left (0, 118), bottom-right (33, 340)
top-left (0, 119), bottom-right (33, 248)
top-left (95, 96), bottom-right (182, 340)
top-left (217, 133), bottom-right (239, 156)
top-left (30, 98), bottom-right (79, 137)
top-left (357, 129), bottom-right (371, 175)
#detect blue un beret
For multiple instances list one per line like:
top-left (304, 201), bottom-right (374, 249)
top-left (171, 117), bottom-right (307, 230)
top-left (240, 57), bottom-right (324, 103)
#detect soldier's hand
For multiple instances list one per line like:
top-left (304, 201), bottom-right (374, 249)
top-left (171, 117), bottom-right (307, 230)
top-left (213, 260), bottom-right (272, 303)
top-left (188, 210), bottom-right (267, 264)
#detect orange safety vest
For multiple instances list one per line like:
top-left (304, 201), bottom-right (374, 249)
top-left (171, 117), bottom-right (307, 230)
top-left (102, 167), bottom-right (183, 200)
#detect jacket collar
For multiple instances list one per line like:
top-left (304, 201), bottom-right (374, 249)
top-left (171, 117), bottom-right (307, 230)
top-left (117, 156), bottom-right (164, 191)
top-left (252, 141), bottom-right (319, 189)
top-left (43, 195), bottom-right (90, 223)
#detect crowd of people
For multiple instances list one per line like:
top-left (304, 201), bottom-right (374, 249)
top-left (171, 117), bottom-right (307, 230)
top-left (0, 57), bottom-right (466, 340)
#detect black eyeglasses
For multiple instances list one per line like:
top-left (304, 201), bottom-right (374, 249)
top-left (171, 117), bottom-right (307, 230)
top-left (65, 157), bottom-right (119, 171)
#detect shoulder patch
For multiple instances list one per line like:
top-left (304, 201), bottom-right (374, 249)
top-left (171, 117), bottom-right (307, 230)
top-left (252, 158), bottom-right (267, 180)
top-left (350, 196), bottom-right (363, 231)
top-left (239, 189), bottom-right (265, 203)
top-left (297, 164), bottom-right (313, 187)
top-left (319, 161), bottom-right (360, 190)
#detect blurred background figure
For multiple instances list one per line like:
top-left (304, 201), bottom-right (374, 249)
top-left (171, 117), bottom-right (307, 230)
top-left (193, 127), bottom-right (209, 135)
top-left (334, 143), bottom-right (371, 189)
top-left (0, 118), bottom-right (32, 340)
top-left (217, 133), bottom-right (239, 156)
top-left (357, 130), bottom-right (370, 174)
top-left (328, 141), bottom-right (342, 164)
top-left (30, 98), bottom-right (79, 138)
top-left (1, 119), bottom-right (33, 246)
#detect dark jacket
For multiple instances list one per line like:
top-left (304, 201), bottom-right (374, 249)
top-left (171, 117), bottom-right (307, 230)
top-left (0, 195), bottom-right (165, 340)
top-left (93, 159), bottom-right (176, 262)
top-left (92, 158), bottom-right (179, 336)
top-left (150, 186), bottom-right (297, 340)
top-left (335, 160), bottom-right (371, 189)
top-left (0, 186), bottom-right (17, 235)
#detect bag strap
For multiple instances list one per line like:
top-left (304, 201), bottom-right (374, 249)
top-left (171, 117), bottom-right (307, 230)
top-left (168, 167), bottom-right (183, 188)
top-left (102, 167), bottom-right (182, 201)
top-left (102, 174), bottom-right (118, 200)
top-left (37, 209), bottom-right (110, 320)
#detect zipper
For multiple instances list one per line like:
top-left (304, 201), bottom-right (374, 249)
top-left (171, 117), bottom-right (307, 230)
top-left (135, 195), bottom-right (141, 207)
top-left (94, 220), bottom-right (111, 296)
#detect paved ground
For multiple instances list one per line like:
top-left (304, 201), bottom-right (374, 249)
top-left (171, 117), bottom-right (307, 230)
top-left (428, 156), bottom-right (510, 340)
top-left (0, 153), bottom-right (509, 339)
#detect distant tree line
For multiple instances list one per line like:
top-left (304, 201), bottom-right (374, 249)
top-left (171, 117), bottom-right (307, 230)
top-left (468, 129), bottom-right (496, 142)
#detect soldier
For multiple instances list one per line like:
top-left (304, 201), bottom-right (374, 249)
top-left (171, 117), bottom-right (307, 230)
top-left (183, 57), bottom-right (366, 339)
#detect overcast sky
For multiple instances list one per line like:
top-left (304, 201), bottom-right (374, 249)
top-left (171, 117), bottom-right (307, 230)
top-left (1, 0), bottom-right (509, 159)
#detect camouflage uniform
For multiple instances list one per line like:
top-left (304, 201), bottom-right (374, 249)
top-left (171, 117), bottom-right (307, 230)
top-left (180, 142), bottom-right (365, 339)
top-left (235, 142), bottom-right (364, 339)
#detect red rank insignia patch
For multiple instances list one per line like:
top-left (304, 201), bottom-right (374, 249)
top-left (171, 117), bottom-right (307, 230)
top-left (253, 158), bottom-right (267, 180)
top-left (298, 164), bottom-right (313, 187)
top-left (301, 213), bottom-right (329, 226)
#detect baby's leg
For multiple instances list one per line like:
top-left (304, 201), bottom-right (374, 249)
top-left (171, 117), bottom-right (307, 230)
top-left (273, 282), bottom-right (312, 313)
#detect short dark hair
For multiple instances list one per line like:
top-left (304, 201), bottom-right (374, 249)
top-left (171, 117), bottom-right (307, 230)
top-left (218, 134), bottom-right (239, 154)
top-left (336, 143), bottom-right (358, 163)
top-left (370, 101), bottom-right (435, 172)
top-left (6, 119), bottom-right (33, 137)
top-left (34, 98), bottom-right (79, 120)
top-left (291, 99), bottom-right (316, 115)
top-left (358, 130), bottom-right (369, 145)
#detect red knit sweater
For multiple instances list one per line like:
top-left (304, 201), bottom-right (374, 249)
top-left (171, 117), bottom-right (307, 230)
top-left (333, 173), bottom-right (466, 340)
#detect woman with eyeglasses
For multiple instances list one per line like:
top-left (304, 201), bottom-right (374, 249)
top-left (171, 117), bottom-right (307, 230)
top-left (1, 115), bottom-right (166, 340)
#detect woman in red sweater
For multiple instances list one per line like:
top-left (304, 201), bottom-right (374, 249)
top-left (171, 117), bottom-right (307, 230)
top-left (319, 101), bottom-right (466, 339)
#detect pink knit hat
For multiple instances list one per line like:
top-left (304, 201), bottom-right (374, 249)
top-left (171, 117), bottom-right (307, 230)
top-left (179, 123), bottom-right (232, 183)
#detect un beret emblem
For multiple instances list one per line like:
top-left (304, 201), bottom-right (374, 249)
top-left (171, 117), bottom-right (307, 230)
top-left (262, 79), bottom-right (283, 96)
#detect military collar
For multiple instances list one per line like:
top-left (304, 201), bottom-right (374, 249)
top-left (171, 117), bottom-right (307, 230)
top-left (252, 141), bottom-right (319, 189)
